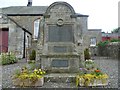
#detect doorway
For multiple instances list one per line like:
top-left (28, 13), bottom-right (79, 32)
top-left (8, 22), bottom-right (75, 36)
top-left (0, 28), bottom-right (9, 53)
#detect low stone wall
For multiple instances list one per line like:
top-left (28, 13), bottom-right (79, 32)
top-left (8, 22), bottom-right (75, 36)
top-left (89, 46), bottom-right (98, 56)
top-left (98, 42), bottom-right (120, 59)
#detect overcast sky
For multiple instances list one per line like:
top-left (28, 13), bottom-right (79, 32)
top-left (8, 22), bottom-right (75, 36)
top-left (0, 0), bottom-right (119, 33)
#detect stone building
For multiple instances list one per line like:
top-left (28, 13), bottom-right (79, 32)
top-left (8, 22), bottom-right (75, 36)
top-left (87, 29), bottom-right (102, 56)
top-left (0, 6), bottom-right (47, 58)
top-left (0, 1), bottom-right (102, 60)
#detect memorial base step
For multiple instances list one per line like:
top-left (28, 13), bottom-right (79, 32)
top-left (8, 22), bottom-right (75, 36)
top-left (44, 73), bottom-right (76, 83)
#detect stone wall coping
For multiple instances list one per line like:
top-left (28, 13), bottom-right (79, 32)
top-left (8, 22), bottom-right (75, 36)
top-left (39, 54), bottom-right (80, 58)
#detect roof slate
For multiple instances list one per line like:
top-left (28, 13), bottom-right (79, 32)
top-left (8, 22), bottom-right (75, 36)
top-left (2, 6), bottom-right (48, 15)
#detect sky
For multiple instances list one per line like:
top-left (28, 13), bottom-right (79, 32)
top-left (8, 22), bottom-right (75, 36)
top-left (0, 0), bottom-right (119, 33)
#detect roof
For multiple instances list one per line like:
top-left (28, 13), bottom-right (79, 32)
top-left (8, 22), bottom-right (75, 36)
top-left (102, 33), bottom-right (119, 37)
top-left (1, 6), bottom-right (48, 15)
top-left (75, 13), bottom-right (88, 17)
top-left (88, 29), bottom-right (102, 31)
top-left (1, 6), bottom-right (88, 17)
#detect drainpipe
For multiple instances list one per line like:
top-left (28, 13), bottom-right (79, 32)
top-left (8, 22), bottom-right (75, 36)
top-left (23, 31), bottom-right (26, 58)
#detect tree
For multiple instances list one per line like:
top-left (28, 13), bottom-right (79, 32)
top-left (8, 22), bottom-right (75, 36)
top-left (111, 27), bottom-right (120, 33)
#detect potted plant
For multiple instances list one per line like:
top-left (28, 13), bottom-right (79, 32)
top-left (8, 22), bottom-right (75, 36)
top-left (28, 50), bottom-right (36, 63)
top-left (84, 59), bottom-right (97, 71)
top-left (76, 69), bottom-right (109, 87)
top-left (84, 48), bottom-right (91, 60)
top-left (12, 67), bottom-right (46, 87)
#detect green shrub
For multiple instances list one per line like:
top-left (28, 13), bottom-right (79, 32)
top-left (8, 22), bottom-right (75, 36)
top-left (29, 63), bottom-right (36, 70)
top-left (97, 41), bottom-right (109, 47)
top-left (97, 39), bottom-right (120, 47)
top-left (28, 60), bottom-right (35, 64)
top-left (84, 48), bottom-right (91, 60)
top-left (29, 50), bottom-right (36, 60)
top-left (14, 69), bottom-right (21, 77)
top-left (110, 39), bottom-right (120, 42)
top-left (1, 52), bottom-right (18, 65)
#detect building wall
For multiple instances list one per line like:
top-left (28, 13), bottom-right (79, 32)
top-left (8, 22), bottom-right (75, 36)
top-left (83, 29), bottom-right (102, 48)
top-left (9, 16), bottom-right (41, 34)
top-left (76, 17), bottom-right (88, 60)
top-left (86, 29), bottom-right (102, 56)
top-left (8, 16), bottom-right (42, 58)
top-left (8, 22), bottom-right (32, 58)
top-left (0, 15), bottom-right (32, 58)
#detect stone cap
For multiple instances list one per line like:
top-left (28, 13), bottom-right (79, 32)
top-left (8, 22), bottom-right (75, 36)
top-left (39, 54), bottom-right (80, 58)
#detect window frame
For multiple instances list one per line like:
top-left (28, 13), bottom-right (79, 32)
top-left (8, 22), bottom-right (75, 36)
top-left (90, 37), bottom-right (97, 46)
top-left (33, 19), bottom-right (40, 40)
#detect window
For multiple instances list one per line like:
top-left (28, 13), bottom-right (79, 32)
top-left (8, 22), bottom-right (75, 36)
top-left (33, 19), bottom-right (40, 40)
top-left (90, 37), bottom-right (96, 46)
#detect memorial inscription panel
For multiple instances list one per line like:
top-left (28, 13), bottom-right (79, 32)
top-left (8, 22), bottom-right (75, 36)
top-left (51, 59), bottom-right (68, 67)
top-left (52, 59), bottom-right (68, 67)
top-left (48, 25), bottom-right (73, 42)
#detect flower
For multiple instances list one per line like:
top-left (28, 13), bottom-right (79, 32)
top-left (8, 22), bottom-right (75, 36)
top-left (33, 68), bottom-right (46, 75)
top-left (85, 59), bottom-right (94, 64)
top-left (100, 74), bottom-right (109, 79)
top-left (39, 69), bottom-right (41, 71)
top-left (80, 68), bottom-right (83, 70)
top-left (34, 69), bottom-right (37, 72)
top-left (89, 59), bottom-right (93, 62)
top-left (95, 70), bottom-right (101, 72)
top-left (40, 71), bottom-right (43, 74)
top-left (43, 71), bottom-right (46, 74)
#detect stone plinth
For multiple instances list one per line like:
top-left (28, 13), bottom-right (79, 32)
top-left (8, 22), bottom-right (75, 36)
top-left (40, 54), bottom-right (80, 73)
top-left (44, 73), bottom-right (76, 83)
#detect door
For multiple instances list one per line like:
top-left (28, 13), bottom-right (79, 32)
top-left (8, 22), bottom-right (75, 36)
top-left (0, 28), bottom-right (9, 53)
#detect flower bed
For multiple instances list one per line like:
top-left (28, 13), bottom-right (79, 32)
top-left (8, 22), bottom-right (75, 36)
top-left (13, 77), bottom-right (44, 87)
top-left (1, 52), bottom-right (18, 65)
top-left (12, 67), bottom-right (45, 87)
top-left (76, 74), bottom-right (108, 86)
top-left (76, 60), bottom-right (109, 87)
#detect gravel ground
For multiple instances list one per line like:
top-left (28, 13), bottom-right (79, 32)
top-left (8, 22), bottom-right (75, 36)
top-left (93, 57), bottom-right (118, 88)
top-left (2, 59), bottom-right (28, 88)
top-left (1, 57), bottom-right (119, 89)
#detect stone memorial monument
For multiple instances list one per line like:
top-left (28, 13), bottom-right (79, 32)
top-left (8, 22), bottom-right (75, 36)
top-left (37, 2), bottom-right (87, 75)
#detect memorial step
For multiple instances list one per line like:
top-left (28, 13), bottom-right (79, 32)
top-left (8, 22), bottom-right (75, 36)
top-left (44, 73), bottom-right (77, 83)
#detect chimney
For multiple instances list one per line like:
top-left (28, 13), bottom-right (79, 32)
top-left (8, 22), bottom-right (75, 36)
top-left (27, 0), bottom-right (32, 6)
